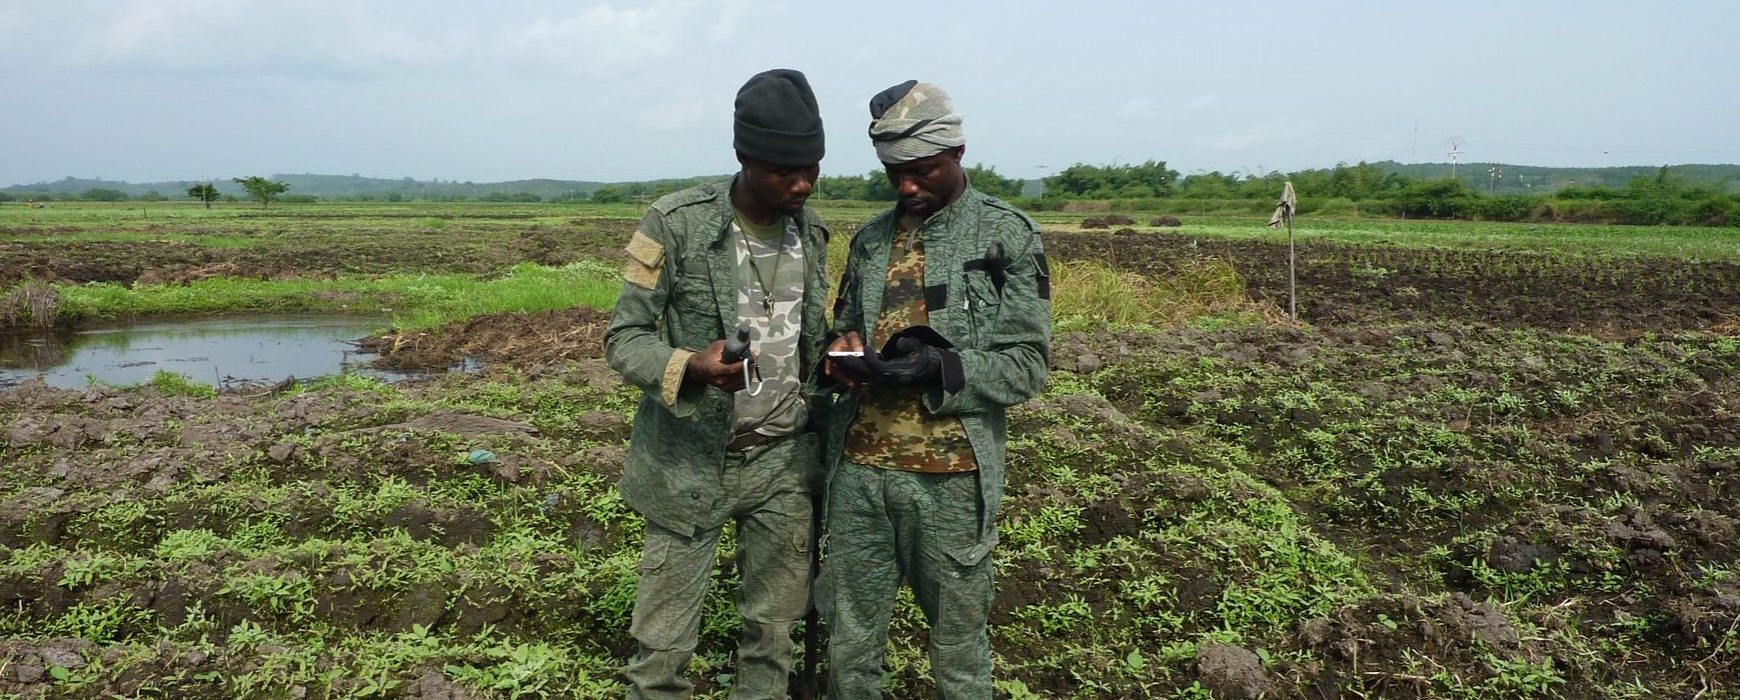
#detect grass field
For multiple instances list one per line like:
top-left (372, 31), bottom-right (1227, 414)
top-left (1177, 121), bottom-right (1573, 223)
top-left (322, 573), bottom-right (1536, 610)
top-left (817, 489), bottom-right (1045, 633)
top-left (1, 200), bottom-right (1738, 698)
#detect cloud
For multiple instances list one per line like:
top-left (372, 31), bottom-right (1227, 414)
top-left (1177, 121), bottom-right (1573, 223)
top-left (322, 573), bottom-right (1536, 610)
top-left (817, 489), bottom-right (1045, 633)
top-left (498, 0), bottom-right (760, 78)
top-left (7, 0), bottom-right (761, 81)
top-left (1179, 93), bottom-right (1218, 112)
top-left (0, 1), bottom-right (23, 35)
top-left (1193, 119), bottom-right (1300, 151)
top-left (1117, 93), bottom-right (1219, 120)
top-left (38, 0), bottom-right (457, 79)
top-left (642, 91), bottom-right (711, 130)
top-left (1117, 98), bottom-right (1158, 120)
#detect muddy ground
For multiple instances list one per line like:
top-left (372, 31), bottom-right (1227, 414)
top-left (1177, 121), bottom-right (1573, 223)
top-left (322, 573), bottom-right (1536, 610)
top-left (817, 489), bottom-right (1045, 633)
top-left (1048, 228), bottom-right (1740, 334)
top-left (2, 304), bottom-right (1736, 697)
top-left (2, 210), bottom-right (1739, 697)
top-left (0, 217), bottom-right (633, 286)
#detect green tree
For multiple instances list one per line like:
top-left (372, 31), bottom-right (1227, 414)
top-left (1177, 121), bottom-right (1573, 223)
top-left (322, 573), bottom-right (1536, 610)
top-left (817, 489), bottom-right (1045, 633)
top-left (1393, 179), bottom-right (1476, 219)
top-left (232, 176), bottom-right (289, 208)
top-left (964, 164), bottom-right (1023, 200)
top-left (186, 183), bottom-right (219, 209)
top-left (1044, 160), bottom-right (1179, 199)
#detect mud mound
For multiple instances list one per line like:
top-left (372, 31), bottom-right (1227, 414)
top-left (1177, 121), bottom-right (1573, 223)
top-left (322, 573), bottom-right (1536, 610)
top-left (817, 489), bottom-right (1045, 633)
top-left (1151, 215), bottom-right (1183, 227)
top-left (1080, 215), bottom-right (1135, 229)
top-left (361, 307), bottom-right (611, 370)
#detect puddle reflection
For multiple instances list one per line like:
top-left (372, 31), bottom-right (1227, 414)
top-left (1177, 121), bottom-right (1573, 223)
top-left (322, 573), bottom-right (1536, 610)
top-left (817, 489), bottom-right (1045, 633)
top-left (0, 315), bottom-right (421, 389)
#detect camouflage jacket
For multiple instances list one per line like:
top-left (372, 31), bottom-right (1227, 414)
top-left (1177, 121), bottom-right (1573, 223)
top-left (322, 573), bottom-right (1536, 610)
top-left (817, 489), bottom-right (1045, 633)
top-left (604, 181), bottom-right (831, 536)
top-left (826, 187), bottom-right (1051, 565)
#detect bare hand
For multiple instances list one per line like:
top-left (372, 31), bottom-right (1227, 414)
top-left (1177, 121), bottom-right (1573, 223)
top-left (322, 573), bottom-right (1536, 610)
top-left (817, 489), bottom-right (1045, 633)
top-left (685, 339), bottom-right (747, 392)
top-left (824, 331), bottom-right (866, 389)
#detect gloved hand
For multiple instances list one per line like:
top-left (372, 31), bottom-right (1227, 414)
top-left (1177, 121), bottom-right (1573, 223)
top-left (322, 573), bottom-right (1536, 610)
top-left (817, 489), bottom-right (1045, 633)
top-left (831, 353), bottom-right (875, 383)
top-left (870, 337), bottom-right (945, 386)
top-left (861, 326), bottom-right (965, 392)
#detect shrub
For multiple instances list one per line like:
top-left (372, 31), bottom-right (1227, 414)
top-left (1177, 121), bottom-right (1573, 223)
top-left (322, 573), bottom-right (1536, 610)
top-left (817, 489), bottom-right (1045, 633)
top-left (1474, 195), bottom-right (1538, 221)
top-left (1393, 179), bottom-right (1476, 219)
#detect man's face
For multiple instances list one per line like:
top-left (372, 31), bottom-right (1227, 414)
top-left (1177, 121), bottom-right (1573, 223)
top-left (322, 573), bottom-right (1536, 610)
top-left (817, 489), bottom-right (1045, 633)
top-left (884, 147), bottom-right (965, 218)
top-left (739, 157), bottom-right (819, 217)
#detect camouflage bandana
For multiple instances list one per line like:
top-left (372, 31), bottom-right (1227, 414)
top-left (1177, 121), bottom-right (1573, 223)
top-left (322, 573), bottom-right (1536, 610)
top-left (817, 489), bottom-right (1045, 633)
top-left (867, 81), bottom-right (965, 164)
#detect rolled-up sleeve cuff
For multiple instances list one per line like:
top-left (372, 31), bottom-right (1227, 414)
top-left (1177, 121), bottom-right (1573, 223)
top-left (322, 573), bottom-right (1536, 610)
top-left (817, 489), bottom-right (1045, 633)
top-left (661, 349), bottom-right (695, 407)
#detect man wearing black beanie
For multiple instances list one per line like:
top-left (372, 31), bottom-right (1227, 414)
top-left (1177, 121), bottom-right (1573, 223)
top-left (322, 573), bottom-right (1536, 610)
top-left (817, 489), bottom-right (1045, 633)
top-left (604, 68), bottom-right (831, 699)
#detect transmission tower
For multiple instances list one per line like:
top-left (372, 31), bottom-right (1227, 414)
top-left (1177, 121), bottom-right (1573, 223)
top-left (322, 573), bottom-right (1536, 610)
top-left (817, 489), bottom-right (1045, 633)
top-left (1448, 137), bottom-right (1465, 180)
top-left (1488, 163), bottom-right (1504, 192)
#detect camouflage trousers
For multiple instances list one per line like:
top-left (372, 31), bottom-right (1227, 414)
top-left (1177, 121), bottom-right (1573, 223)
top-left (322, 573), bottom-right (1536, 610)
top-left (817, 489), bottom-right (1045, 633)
top-left (624, 435), bottom-right (816, 700)
top-left (817, 462), bottom-right (995, 699)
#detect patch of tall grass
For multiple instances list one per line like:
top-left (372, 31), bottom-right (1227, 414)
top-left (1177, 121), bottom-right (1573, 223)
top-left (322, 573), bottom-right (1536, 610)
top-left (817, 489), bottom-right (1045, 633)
top-left (32, 262), bottom-right (620, 330)
top-left (1050, 258), bottom-right (1256, 330)
top-left (0, 280), bottom-right (59, 328)
top-left (390, 261), bottom-right (620, 330)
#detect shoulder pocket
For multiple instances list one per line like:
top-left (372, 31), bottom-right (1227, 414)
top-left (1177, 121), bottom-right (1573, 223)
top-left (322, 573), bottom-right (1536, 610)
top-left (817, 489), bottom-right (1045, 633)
top-left (674, 260), bottom-right (715, 313)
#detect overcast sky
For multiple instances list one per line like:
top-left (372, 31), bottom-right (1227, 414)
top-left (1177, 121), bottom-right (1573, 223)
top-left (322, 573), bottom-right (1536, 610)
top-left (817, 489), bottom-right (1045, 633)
top-left (1, 0), bottom-right (1735, 187)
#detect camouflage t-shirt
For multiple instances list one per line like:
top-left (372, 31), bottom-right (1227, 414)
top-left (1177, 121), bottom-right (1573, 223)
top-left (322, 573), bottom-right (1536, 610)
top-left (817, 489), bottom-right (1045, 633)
top-left (842, 216), bottom-right (978, 472)
top-left (730, 211), bottom-right (807, 437)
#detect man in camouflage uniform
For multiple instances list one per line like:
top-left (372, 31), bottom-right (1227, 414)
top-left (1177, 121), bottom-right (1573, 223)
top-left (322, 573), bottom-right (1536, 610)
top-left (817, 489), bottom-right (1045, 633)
top-left (818, 81), bottom-right (1052, 698)
top-left (603, 68), bottom-right (832, 699)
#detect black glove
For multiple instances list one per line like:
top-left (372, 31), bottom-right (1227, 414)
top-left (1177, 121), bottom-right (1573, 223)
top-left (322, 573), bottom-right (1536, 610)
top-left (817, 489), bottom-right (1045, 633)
top-left (862, 326), bottom-right (966, 392)
top-left (830, 352), bottom-right (875, 383)
top-left (872, 337), bottom-right (945, 386)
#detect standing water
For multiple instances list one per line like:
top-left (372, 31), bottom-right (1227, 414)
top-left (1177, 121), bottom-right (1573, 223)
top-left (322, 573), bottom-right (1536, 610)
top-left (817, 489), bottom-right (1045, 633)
top-left (0, 315), bottom-right (419, 389)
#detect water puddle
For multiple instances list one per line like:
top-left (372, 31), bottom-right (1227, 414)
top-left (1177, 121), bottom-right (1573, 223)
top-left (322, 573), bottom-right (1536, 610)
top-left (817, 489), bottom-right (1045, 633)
top-left (0, 315), bottom-right (425, 390)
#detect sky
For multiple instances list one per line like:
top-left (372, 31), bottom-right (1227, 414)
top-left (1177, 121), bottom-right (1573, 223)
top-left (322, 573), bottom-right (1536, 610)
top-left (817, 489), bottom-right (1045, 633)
top-left (1, 0), bottom-right (1736, 187)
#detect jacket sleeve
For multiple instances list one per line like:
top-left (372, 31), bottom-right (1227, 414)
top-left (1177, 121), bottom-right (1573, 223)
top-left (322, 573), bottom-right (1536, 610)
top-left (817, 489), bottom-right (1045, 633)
top-left (924, 227), bottom-right (1051, 416)
top-left (603, 210), bottom-right (705, 417)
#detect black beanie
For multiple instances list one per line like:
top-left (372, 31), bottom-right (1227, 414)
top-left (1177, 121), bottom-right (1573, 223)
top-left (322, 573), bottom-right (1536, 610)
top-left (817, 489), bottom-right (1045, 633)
top-left (734, 69), bottom-right (825, 167)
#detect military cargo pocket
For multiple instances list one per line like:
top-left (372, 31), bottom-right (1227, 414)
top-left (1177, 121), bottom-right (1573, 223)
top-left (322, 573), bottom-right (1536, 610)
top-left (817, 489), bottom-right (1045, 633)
top-left (639, 531), bottom-right (672, 574)
top-left (962, 269), bottom-right (1003, 311)
top-left (673, 270), bottom-right (715, 313)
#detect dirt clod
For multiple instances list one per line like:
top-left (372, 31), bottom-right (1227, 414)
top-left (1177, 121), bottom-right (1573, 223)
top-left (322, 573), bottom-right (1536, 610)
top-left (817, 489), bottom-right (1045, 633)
top-left (1195, 643), bottom-right (1270, 699)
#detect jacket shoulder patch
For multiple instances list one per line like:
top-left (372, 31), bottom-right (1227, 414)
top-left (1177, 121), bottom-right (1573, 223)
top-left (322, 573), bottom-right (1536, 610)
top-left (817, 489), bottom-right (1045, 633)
top-left (623, 230), bottom-right (665, 289)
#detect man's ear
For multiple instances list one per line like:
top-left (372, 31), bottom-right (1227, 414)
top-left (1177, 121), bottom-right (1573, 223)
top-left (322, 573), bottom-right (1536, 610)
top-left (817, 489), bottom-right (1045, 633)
top-left (735, 150), bottom-right (751, 171)
top-left (950, 146), bottom-right (966, 163)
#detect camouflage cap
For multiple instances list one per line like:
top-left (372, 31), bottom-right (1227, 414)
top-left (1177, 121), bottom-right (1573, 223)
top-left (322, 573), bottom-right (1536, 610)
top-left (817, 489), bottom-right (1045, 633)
top-left (867, 80), bottom-right (965, 164)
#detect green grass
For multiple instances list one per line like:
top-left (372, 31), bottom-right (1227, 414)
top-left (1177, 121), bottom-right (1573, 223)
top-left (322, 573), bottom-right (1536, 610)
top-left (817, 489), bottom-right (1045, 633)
top-left (45, 261), bottom-right (619, 330)
top-left (389, 261), bottom-right (621, 330)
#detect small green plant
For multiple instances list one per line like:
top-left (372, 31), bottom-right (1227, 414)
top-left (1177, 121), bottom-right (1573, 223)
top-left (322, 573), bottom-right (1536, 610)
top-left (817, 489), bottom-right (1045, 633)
top-left (145, 369), bottom-right (218, 398)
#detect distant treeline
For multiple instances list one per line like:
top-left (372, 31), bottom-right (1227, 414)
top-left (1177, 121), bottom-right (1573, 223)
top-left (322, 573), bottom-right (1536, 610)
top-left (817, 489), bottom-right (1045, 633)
top-left (6, 162), bottom-right (1738, 226)
top-left (0, 174), bottom-right (729, 205)
top-left (1020, 161), bottom-right (1740, 226)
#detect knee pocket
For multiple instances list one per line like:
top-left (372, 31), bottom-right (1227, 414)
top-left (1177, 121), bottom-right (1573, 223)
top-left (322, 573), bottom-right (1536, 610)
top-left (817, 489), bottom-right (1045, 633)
top-left (932, 563), bottom-right (994, 645)
top-left (640, 534), bottom-right (671, 574)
